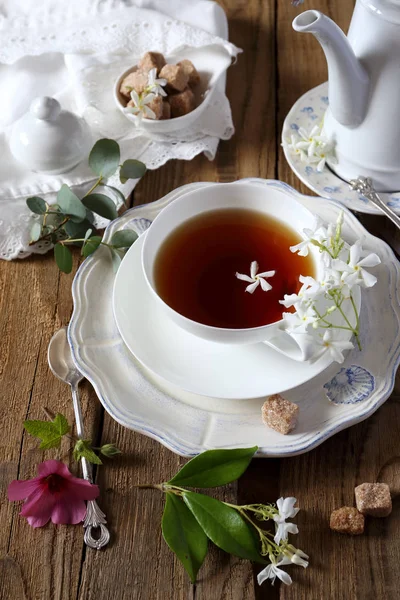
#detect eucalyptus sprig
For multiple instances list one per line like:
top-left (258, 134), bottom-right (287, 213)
top-left (137, 447), bottom-right (308, 586)
top-left (23, 410), bottom-right (121, 465)
top-left (26, 139), bottom-right (146, 273)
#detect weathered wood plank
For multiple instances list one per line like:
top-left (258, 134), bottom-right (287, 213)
top-left (277, 2), bottom-right (400, 599)
top-left (1, 1), bottom-right (399, 600)
top-left (76, 0), bottom-right (277, 598)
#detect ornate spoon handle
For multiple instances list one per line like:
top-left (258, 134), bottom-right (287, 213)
top-left (349, 176), bottom-right (400, 231)
top-left (71, 383), bottom-right (110, 550)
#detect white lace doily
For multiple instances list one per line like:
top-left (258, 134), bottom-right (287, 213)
top-left (0, 0), bottom-right (239, 260)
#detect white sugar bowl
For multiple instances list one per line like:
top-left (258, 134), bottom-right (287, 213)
top-left (9, 97), bottom-right (92, 174)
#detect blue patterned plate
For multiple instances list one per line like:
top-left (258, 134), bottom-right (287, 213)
top-left (282, 82), bottom-right (400, 216)
top-left (68, 179), bottom-right (400, 457)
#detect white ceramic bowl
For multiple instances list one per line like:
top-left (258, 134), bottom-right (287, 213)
top-left (113, 45), bottom-right (232, 135)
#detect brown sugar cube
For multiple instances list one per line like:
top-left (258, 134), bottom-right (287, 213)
top-left (330, 507), bottom-right (365, 535)
top-left (161, 100), bottom-right (171, 120)
top-left (168, 87), bottom-right (195, 118)
top-left (120, 70), bottom-right (148, 98)
top-left (138, 51), bottom-right (166, 74)
top-left (145, 95), bottom-right (163, 119)
top-left (159, 64), bottom-right (189, 92)
top-left (355, 483), bottom-right (392, 517)
top-left (128, 94), bottom-right (163, 120)
top-left (177, 59), bottom-right (200, 87)
top-left (261, 394), bottom-right (299, 435)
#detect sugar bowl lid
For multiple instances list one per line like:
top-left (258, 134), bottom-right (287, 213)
top-left (9, 97), bottom-right (92, 175)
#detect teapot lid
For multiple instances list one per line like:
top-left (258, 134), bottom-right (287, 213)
top-left (361, 0), bottom-right (400, 24)
top-left (9, 96), bottom-right (91, 175)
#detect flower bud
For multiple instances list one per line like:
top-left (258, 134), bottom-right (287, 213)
top-left (283, 545), bottom-right (309, 568)
top-left (100, 443), bottom-right (122, 458)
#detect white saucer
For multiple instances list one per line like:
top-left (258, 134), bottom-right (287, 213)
top-left (114, 230), bottom-right (337, 400)
top-left (69, 179), bottom-right (400, 457)
top-left (282, 82), bottom-right (400, 216)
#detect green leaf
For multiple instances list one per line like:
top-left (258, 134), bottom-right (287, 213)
top-left (54, 243), bottom-right (73, 273)
top-left (183, 492), bottom-right (262, 563)
top-left (30, 221), bottom-right (42, 242)
top-left (111, 229), bottom-right (138, 248)
top-left (100, 443), bottom-right (122, 458)
top-left (119, 159), bottom-right (147, 184)
top-left (82, 193), bottom-right (118, 221)
top-left (57, 185), bottom-right (86, 223)
top-left (168, 447), bottom-right (258, 488)
top-left (73, 439), bottom-right (102, 465)
top-left (45, 211), bottom-right (65, 231)
top-left (89, 139), bottom-right (120, 178)
top-left (102, 184), bottom-right (127, 207)
top-left (82, 236), bottom-right (102, 258)
top-left (64, 218), bottom-right (95, 240)
top-left (162, 493), bottom-right (208, 583)
top-left (26, 196), bottom-right (46, 214)
top-left (24, 413), bottom-right (70, 450)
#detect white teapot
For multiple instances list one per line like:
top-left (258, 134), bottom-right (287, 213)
top-left (293, 1), bottom-right (400, 192)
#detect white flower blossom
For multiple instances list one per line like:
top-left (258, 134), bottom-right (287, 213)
top-left (236, 261), bottom-right (275, 294)
top-left (257, 556), bottom-right (293, 586)
top-left (283, 305), bottom-right (319, 333)
top-left (287, 134), bottom-right (307, 162)
top-left (279, 278), bottom-right (314, 309)
top-left (332, 241), bottom-right (381, 288)
top-left (147, 68), bottom-right (167, 97)
top-left (315, 330), bottom-right (354, 363)
top-left (285, 122), bottom-right (337, 173)
top-left (289, 217), bottom-right (327, 257)
top-left (125, 90), bottom-right (157, 120)
top-left (273, 497), bottom-right (300, 544)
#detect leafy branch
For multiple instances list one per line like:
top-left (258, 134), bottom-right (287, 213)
top-left (136, 447), bottom-right (308, 585)
top-left (23, 410), bottom-right (121, 464)
top-left (26, 139), bottom-right (147, 273)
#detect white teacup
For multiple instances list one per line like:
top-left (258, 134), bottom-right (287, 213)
top-left (141, 181), bottom-right (323, 361)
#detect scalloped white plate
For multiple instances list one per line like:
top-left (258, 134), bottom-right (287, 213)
top-left (68, 179), bottom-right (400, 457)
top-left (282, 82), bottom-right (400, 216)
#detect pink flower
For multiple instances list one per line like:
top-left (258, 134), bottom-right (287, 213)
top-left (8, 460), bottom-right (99, 528)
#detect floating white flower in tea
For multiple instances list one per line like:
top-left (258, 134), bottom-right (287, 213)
top-left (235, 260), bottom-right (276, 293)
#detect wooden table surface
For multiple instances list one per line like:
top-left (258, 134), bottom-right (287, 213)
top-left (1, 1), bottom-right (400, 599)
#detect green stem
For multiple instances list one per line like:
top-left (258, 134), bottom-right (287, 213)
top-left (29, 215), bottom-right (70, 246)
top-left (318, 324), bottom-right (355, 331)
top-left (134, 483), bottom-right (164, 491)
top-left (350, 293), bottom-right (362, 350)
top-left (84, 176), bottom-right (103, 197)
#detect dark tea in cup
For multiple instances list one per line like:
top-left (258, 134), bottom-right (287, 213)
top-left (154, 208), bottom-right (315, 329)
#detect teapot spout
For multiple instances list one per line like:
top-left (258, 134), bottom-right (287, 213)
top-left (293, 10), bottom-right (369, 128)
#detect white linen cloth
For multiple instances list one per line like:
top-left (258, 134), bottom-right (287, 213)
top-left (0, 0), bottom-right (239, 260)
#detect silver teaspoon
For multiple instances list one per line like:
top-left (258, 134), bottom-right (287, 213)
top-left (349, 176), bottom-right (400, 230)
top-left (48, 327), bottom-right (110, 549)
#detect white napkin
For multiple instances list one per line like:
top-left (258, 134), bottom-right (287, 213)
top-left (0, 0), bottom-right (240, 260)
